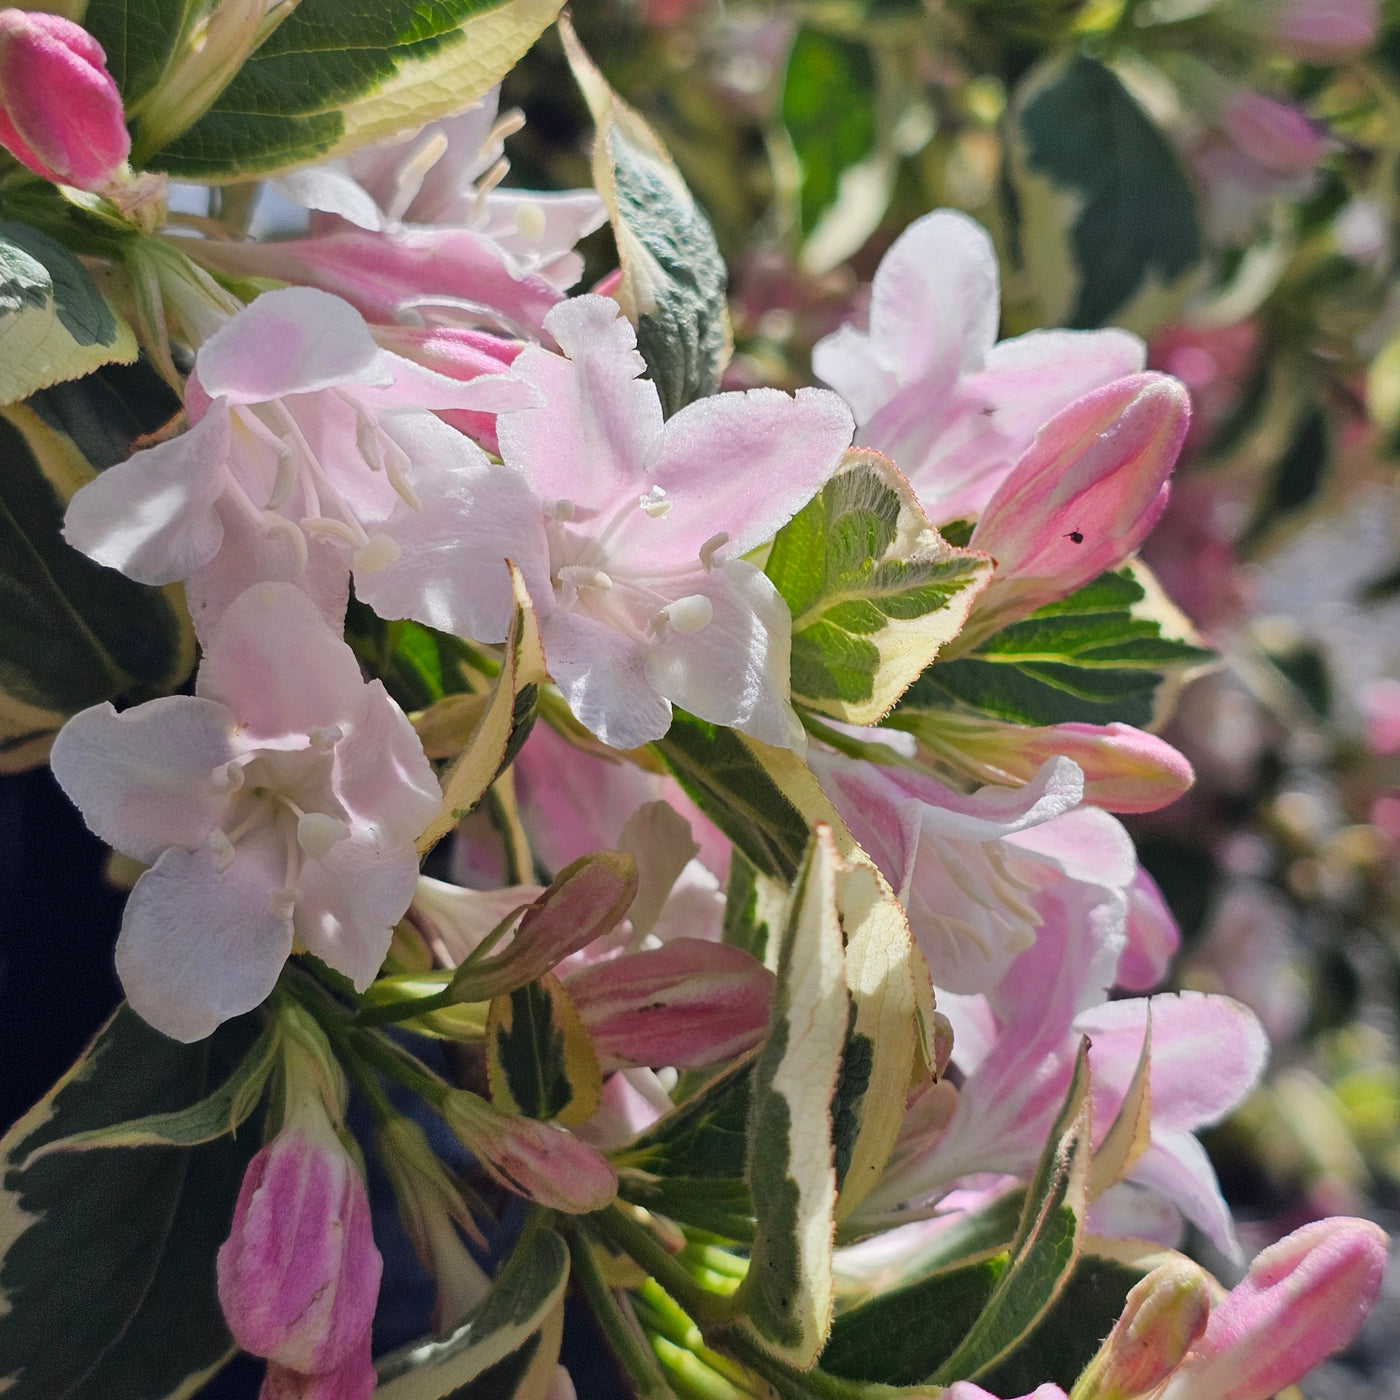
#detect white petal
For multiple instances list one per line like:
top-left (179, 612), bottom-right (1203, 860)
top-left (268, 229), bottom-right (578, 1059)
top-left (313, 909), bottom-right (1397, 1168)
top-left (50, 696), bottom-right (238, 863)
top-left (117, 841), bottom-right (293, 1042)
top-left (62, 409), bottom-right (230, 585)
top-left (332, 679), bottom-right (440, 844)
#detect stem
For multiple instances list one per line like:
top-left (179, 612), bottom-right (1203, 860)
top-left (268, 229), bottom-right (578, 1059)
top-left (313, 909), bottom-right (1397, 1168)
top-left (596, 1206), bottom-right (737, 1330)
top-left (570, 1230), bottom-right (676, 1399)
top-left (355, 984), bottom-right (461, 1028)
top-left (720, 1335), bottom-right (881, 1400)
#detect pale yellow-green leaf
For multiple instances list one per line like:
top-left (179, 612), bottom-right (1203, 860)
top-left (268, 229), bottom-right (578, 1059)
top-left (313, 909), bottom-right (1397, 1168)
top-left (0, 286), bottom-right (136, 407)
top-left (417, 563), bottom-right (546, 853)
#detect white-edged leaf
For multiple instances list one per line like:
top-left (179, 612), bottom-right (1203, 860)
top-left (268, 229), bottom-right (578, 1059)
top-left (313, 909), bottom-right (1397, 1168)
top-left (1087, 1006), bottom-right (1152, 1199)
top-left (767, 449), bottom-right (992, 724)
top-left (735, 826), bottom-right (850, 1368)
top-left (374, 1226), bottom-right (569, 1400)
top-left (0, 222), bottom-right (136, 406)
top-left (559, 16), bottom-right (731, 416)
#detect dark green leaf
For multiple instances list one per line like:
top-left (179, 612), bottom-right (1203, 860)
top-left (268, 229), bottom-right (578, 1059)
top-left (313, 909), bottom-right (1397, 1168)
top-left (0, 410), bottom-right (193, 715)
top-left (0, 1008), bottom-right (263, 1400)
top-left (562, 20), bottom-right (730, 416)
top-left (902, 568), bottom-right (1212, 728)
top-left (1010, 55), bottom-right (1201, 328)
top-left (489, 983), bottom-right (574, 1122)
top-left (782, 30), bottom-right (878, 236)
top-left (654, 713), bottom-right (809, 883)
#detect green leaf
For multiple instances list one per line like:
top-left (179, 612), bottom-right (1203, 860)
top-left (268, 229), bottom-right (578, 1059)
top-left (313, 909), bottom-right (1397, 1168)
top-left (0, 222), bottom-right (137, 405)
top-left (974, 1243), bottom-right (1163, 1397)
top-left (560, 17), bottom-right (731, 416)
top-left (375, 1226), bottom-right (570, 1400)
top-left (929, 1041), bottom-right (1092, 1384)
top-left (0, 403), bottom-right (194, 767)
top-left (821, 1255), bottom-right (1009, 1386)
top-left (655, 714), bottom-right (810, 883)
top-left (138, 0), bottom-right (565, 179)
top-left (767, 448), bottom-right (992, 724)
top-left (615, 1059), bottom-right (755, 1239)
top-left (782, 29), bottom-right (878, 238)
top-left (487, 975), bottom-right (602, 1128)
top-left (0, 1008), bottom-right (264, 1400)
top-left (1007, 55), bottom-right (1201, 330)
top-left (23, 1018), bottom-right (279, 1159)
top-left (734, 828), bottom-right (850, 1368)
top-left (902, 564), bottom-right (1213, 728)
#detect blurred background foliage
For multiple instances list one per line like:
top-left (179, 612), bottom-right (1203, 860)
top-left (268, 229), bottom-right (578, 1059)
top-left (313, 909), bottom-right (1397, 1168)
top-left (500, 0), bottom-right (1400, 1386)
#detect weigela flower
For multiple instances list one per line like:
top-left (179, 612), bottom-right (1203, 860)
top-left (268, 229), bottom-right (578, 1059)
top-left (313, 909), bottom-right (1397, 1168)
top-left (191, 87), bottom-right (606, 338)
top-left (812, 209), bottom-right (1145, 523)
top-left (49, 582), bottom-right (440, 1041)
top-left (217, 1091), bottom-right (380, 1400)
top-left (63, 285), bottom-right (537, 639)
top-left (359, 295), bottom-right (855, 751)
top-left (0, 10), bottom-right (130, 191)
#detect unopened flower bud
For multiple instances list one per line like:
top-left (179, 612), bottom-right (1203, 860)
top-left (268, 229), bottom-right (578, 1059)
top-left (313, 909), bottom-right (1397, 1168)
top-left (1224, 0), bottom-right (1378, 63)
top-left (1221, 92), bottom-right (1327, 175)
top-left (441, 1089), bottom-right (617, 1214)
top-left (216, 1098), bottom-right (381, 1397)
top-left (1070, 1259), bottom-right (1212, 1400)
top-left (1160, 1218), bottom-right (1388, 1400)
top-left (0, 9), bottom-right (130, 190)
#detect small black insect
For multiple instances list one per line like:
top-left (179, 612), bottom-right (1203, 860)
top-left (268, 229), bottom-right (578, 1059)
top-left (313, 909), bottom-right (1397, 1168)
top-left (1064, 529), bottom-right (1084, 544)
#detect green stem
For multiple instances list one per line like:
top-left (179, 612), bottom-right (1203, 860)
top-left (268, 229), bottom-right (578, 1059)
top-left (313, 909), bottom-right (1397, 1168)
top-left (570, 1230), bottom-right (676, 1399)
top-left (596, 1206), bottom-right (737, 1330)
top-left (355, 985), bottom-right (461, 1029)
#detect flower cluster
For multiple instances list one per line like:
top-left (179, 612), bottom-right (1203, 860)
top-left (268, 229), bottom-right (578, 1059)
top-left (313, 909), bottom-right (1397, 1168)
top-left (0, 8), bottom-right (1390, 1400)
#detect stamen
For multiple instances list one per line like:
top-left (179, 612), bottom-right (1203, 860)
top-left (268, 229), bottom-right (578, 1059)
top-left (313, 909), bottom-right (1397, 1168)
top-left (210, 760), bottom-right (246, 793)
top-left (545, 498), bottom-right (576, 522)
top-left (309, 725), bottom-right (343, 752)
top-left (265, 442), bottom-right (299, 511)
top-left (661, 594), bottom-right (714, 635)
top-left (469, 157), bottom-right (511, 222)
top-left (639, 484), bottom-right (672, 519)
top-left (297, 811), bottom-right (350, 860)
top-left (487, 108), bottom-right (527, 147)
top-left (699, 532), bottom-right (729, 570)
top-left (262, 508), bottom-right (309, 570)
top-left (380, 437), bottom-right (421, 510)
top-left (301, 516), bottom-right (363, 547)
top-left (354, 534), bottom-right (402, 573)
top-left (514, 201), bottom-right (547, 243)
top-left (206, 829), bottom-right (236, 872)
top-left (386, 130), bottom-right (449, 225)
top-left (558, 565), bottom-right (613, 594)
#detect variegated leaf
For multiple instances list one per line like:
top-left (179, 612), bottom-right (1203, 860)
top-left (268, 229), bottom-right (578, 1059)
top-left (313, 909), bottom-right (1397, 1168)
top-left (487, 974), bottom-right (602, 1129)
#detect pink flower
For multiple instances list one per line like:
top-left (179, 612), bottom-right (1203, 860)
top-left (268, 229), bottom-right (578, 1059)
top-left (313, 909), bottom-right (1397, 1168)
top-left (63, 286), bottom-right (536, 640)
top-left (359, 295), bottom-right (855, 751)
top-left (812, 209), bottom-right (1145, 523)
top-left (0, 10), bottom-right (129, 191)
top-left (1160, 1218), bottom-right (1388, 1400)
top-left (217, 1109), bottom-right (381, 1400)
top-left (1361, 678), bottom-right (1400, 755)
top-left (1226, 0), bottom-right (1379, 62)
top-left (50, 582), bottom-right (440, 1041)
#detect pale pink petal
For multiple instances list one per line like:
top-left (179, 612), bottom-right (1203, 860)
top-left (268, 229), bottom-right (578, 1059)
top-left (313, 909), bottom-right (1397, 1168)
top-left (260, 1340), bottom-right (376, 1400)
top-left (411, 879), bottom-right (544, 966)
top-left (333, 680), bottom-right (440, 843)
top-left (618, 387), bottom-right (854, 567)
top-left (62, 408), bottom-right (230, 585)
top-left (1005, 806), bottom-right (1137, 890)
top-left (1129, 1133), bottom-right (1242, 1262)
top-left (50, 696), bottom-right (237, 863)
top-left (644, 559), bottom-right (804, 751)
top-left (1117, 868), bottom-right (1182, 990)
top-left (117, 839), bottom-right (294, 1042)
top-left (184, 491), bottom-right (351, 642)
top-left (294, 837), bottom-right (422, 990)
top-left (497, 296), bottom-right (663, 504)
top-left (617, 800), bottom-right (699, 940)
top-left (565, 939), bottom-right (774, 1070)
top-left (353, 416), bottom-right (549, 644)
top-left (197, 583), bottom-right (369, 741)
top-left (1360, 677), bottom-right (1400, 755)
top-left (197, 289), bottom-right (391, 402)
top-left (478, 190), bottom-right (608, 286)
top-left (944, 1385), bottom-right (1068, 1400)
top-left (1078, 992), bottom-right (1269, 1137)
top-left (357, 349), bottom-right (543, 415)
top-left (1085, 1181), bottom-right (1185, 1247)
top-left (810, 322), bottom-right (901, 424)
top-left (542, 609), bottom-right (673, 752)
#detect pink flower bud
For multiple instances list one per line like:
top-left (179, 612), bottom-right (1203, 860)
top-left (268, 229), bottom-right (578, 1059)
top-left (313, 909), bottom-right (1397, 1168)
top-left (1361, 678), bottom-right (1400, 756)
top-left (217, 1113), bottom-right (381, 1393)
top-left (441, 1089), bottom-right (617, 1214)
top-left (965, 374), bottom-right (1189, 636)
top-left (1070, 1260), bottom-right (1212, 1400)
top-left (1221, 92), bottom-right (1327, 176)
top-left (1234, 0), bottom-right (1379, 62)
top-left (0, 9), bottom-right (129, 190)
top-left (1161, 1218), bottom-right (1388, 1400)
